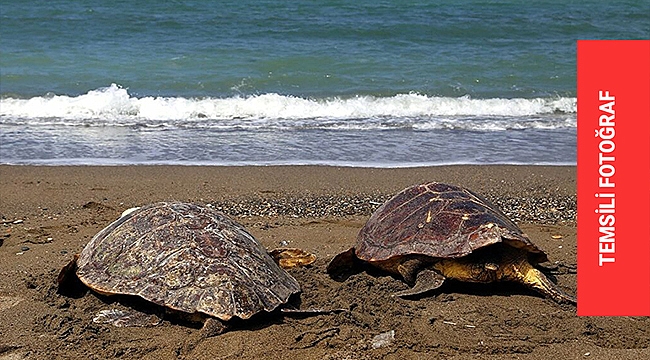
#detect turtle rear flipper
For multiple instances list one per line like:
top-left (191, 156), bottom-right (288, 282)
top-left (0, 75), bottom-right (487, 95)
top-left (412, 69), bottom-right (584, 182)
top-left (524, 268), bottom-right (576, 304)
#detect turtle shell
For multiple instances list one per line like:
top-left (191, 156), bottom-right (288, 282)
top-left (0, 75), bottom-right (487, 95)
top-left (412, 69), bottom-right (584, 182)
top-left (355, 182), bottom-right (548, 263)
top-left (76, 202), bottom-right (300, 321)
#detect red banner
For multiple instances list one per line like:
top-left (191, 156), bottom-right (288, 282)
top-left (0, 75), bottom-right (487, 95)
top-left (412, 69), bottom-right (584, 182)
top-left (577, 40), bottom-right (650, 316)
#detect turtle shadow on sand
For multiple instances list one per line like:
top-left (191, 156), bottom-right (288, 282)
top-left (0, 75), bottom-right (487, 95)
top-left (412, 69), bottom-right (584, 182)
top-left (327, 182), bottom-right (576, 306)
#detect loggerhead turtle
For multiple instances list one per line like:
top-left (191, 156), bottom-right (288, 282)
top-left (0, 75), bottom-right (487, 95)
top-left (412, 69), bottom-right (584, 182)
top-left (327, 182), bottom-right (576, 304)
top-left (58, 202), bottom-right (317, 337)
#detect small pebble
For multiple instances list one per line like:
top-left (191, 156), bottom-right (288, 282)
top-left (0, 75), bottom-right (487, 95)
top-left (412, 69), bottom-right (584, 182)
top-left (20, 246), bottom-right (30, 251)
top-left (371, 330), bottom-right (395, 349)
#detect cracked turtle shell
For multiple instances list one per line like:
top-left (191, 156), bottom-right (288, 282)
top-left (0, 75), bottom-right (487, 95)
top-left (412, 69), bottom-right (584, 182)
top-left (75, 202), bottom-right (300, 321)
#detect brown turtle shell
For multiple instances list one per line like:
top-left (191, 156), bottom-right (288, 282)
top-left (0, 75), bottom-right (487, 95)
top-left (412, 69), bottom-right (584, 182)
top-left (355, 182), bottom-right (548, 263)
top-left (76, 202), bottom-right (300, 321)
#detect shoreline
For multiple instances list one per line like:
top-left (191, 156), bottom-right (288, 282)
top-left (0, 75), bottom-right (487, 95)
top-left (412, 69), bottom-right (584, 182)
top-left (0, 163), bottom-right (576, 193)
top-left (0, 161), bottom-right (577, 167)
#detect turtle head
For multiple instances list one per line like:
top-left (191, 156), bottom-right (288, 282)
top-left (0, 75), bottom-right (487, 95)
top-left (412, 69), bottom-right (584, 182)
top-left (472, 261), bottom-right (500, 282)
top-left (327, 248), bottom-right (360, 281)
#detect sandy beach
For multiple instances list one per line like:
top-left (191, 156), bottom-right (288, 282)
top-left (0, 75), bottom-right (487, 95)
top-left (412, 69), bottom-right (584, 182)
top-left (0, 165), bottom-right (647, 359)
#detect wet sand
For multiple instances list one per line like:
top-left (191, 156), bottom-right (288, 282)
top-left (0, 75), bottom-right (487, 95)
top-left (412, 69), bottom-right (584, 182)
top-left (0, 165), bottom-right (647, 359)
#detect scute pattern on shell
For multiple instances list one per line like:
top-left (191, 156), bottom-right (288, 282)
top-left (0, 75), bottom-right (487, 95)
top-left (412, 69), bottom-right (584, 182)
top-left (76, 202), bottom-right (300, 321)
top-left (356, 182), bottom-right (547, 262)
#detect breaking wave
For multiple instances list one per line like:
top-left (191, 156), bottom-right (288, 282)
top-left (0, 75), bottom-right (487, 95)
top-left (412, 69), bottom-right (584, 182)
top-left (1, 84), bottom-right (576, 131)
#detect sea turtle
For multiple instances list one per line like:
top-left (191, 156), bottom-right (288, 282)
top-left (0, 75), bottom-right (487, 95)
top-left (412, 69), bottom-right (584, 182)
top-left (58, 202), bottom-right (318, 338)
top-left (327, 182), bottom-right (576, 304)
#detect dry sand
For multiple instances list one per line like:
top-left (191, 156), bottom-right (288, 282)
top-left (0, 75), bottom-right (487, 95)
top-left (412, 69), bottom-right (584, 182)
top-left (0, 165), bottom-right (647, 359)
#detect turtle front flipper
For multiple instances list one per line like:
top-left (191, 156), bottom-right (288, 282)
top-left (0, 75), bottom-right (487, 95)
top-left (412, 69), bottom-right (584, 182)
top-left (393, 269), bottom-right (446, 298)
top-left (520, 266), bottom-right (576, 304)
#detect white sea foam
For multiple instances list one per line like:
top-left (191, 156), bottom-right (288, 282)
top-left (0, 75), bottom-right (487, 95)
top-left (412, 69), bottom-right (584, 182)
top-left (1, 84), bottom-right (576, 130)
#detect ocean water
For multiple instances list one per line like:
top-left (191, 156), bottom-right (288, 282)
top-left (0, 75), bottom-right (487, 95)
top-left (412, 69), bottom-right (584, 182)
top-left (1, 0), bottom-right (648, 166)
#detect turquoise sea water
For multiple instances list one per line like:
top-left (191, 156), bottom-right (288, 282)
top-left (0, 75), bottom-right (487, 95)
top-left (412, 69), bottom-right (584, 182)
top-left (1, 0), bottom-right (648, 166)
